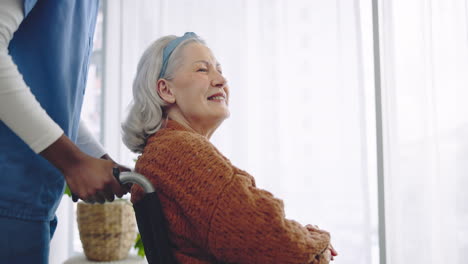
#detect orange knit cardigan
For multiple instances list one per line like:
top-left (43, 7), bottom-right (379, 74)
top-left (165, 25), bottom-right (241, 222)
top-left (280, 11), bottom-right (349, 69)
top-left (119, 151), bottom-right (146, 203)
top-left (131, 120), bottom-right (331, 264)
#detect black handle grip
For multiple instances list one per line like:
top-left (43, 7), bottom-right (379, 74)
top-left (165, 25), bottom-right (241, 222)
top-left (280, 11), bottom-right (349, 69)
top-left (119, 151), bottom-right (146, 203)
top-left (72, 193), bottom-right (78, 202)
top-left (113, 166), bottom-right (121, 185)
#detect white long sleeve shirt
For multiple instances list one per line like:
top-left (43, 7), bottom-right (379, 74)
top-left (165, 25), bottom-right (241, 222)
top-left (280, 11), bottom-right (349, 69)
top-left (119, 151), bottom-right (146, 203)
top-left (0, 0), bottom-right (104, 157)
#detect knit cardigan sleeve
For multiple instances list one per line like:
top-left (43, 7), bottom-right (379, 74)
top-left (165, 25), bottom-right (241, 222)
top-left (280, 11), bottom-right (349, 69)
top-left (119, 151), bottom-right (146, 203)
top-left (132, 128), bottom-right (330, 263)
top-left (207, 172), bottom-right (330, 264)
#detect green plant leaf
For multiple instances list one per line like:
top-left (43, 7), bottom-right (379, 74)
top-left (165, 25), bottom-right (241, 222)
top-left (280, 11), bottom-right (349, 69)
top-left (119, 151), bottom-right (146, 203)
top-left (134, 233), bottom-right (145, 257)
top-left (64, 185), bottom-right (72, 197)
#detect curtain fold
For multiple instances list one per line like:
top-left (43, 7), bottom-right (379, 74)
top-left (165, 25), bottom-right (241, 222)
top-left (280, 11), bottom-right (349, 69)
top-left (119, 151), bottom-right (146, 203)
top-left (379, 0), bottom-right (468, 263)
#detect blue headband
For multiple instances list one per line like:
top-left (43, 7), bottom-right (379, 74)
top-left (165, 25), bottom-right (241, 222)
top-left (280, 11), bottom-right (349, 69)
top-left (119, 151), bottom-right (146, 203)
top-left (158, 32), bottom-right (199, 79)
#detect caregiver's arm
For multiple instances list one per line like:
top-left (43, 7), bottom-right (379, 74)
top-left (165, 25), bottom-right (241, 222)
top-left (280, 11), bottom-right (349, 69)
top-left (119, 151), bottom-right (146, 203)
top-left (0, 0), bottom-right (63, 153)
top-left (0, 0), bottom-right (125, 201)
top-left (76, 121), bottom-right (132, 192)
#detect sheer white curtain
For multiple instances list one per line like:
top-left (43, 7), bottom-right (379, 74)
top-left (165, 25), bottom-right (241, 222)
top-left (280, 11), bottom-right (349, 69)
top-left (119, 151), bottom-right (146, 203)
top-left (108, 1), bottom-right (377, 264)
top-left (378, 0), bottom-right (468, 263)
top-left (49, 1), bottom-right (468, 263)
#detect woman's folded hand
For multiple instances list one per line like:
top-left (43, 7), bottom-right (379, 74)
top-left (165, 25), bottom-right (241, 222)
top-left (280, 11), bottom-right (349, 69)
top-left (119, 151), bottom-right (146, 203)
top-left (306, 224), bottom-right (338, 262)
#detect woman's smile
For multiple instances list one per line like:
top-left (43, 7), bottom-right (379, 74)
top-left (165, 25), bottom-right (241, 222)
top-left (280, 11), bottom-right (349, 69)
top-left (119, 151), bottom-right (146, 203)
top-left (207, 92), bottom-right (227, 103)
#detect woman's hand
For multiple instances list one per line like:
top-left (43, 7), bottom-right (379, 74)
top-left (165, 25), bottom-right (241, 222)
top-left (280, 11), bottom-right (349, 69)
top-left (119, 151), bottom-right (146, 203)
top-left (306, 224), bottom-right (338, 261)
top-left (311, 249), bottom-right (331, 264)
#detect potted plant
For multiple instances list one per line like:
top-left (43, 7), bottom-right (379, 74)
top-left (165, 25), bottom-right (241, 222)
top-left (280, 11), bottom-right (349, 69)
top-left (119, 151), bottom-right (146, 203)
top-left (64, 186), bottom-right (146, 260)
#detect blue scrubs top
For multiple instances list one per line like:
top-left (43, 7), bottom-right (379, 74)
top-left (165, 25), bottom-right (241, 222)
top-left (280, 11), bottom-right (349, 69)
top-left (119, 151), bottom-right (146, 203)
top-left (0, 0), bottom-right (99, 221)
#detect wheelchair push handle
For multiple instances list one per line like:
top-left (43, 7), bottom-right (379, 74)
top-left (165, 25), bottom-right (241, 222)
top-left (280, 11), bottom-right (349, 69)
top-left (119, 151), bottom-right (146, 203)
top-left (113, 168), bottom-right (155, 193)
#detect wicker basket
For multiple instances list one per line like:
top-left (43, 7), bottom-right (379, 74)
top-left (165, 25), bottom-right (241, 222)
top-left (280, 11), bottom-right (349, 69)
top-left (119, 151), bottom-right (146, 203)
top-left (77, 200), bottom-right (137, 261)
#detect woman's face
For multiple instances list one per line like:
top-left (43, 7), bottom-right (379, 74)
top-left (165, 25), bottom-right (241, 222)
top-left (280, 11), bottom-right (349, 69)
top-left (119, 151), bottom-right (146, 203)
top-left (165, 42), bottom-right (230, 133)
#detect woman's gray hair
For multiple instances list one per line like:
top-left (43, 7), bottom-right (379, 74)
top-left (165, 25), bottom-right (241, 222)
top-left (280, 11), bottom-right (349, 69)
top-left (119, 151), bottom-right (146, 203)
top-left (122, 34), bottom-right (206, 153)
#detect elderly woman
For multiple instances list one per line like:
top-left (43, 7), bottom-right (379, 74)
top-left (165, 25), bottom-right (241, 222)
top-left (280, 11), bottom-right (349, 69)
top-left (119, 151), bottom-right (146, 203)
top-left (122, 32), bottom-right (338, 264)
